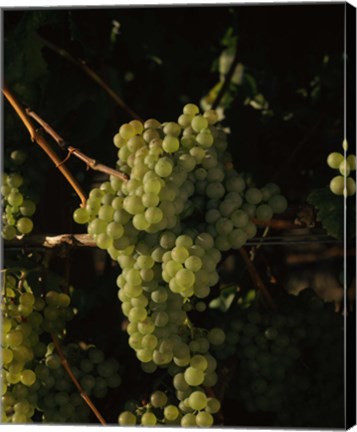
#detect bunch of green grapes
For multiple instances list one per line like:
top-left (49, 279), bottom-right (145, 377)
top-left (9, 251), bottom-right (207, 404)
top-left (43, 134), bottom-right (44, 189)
top-left (73, 103), bottom-right (288, 426)
top-left (118, 388), bottom-right (221, 427)
top-left (1, 269), bottom-right (122, 423)
top-left (1, 271), bottom-right (73, 422)
top-left (34, 343), bottom-right (121, 423)
top-left (327, 139), bottom-right (356, 196)
top-left (1, 150), bottom-right (36, 240)
top-left (214, 289), bottom-right (344, 428)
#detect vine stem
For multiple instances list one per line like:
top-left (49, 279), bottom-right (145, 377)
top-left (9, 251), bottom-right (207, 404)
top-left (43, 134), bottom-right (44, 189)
top-left (251, 217), bottom-right (306, 230)
top-left (3, 233), bottom-right (96, 249)
top-left (239, 247), bottom-right (277, 311)
top-left (2, 84), bottom-right (87, 207)
top-left (38, 35), bottom-right (143, 122)
top-left (50, 333), bottom-right (106, 425)
top-left (26, 108), bottom-right (129, 182)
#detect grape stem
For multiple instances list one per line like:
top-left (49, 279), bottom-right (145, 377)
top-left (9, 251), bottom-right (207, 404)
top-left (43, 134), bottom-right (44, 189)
top-left (251, 217), bottom-right (308, 230)
top-left (50, 333), bottom-right (107, 425)
top-left (37, 35), bottom-right (143, 122)
top-left (239, 247), bottom-right (277, 311)
top-left (2, 84), bottom-right (87, 207)
top-left (26, 108), bottom-right (129, 182)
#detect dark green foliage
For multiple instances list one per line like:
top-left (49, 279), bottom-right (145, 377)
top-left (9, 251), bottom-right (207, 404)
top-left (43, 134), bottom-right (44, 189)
top-left (308, 186), bottom-right (356, 240)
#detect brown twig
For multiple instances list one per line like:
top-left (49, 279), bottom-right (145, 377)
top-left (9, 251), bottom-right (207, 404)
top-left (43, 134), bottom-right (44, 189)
top-left (26, 108), bottom-right (129, 182)
top-left (251, 217), bottom-right (307, 230)
top-left (3, 233), bottom-right (96, 249)
top-left (38, 35), bottom-right (143, 122)
top-left (51, 333), bottom-right (106, 425)
top-left (2, 84), bottom-right (87, 207)
top-left (239, 247), bottom-right (277, 311)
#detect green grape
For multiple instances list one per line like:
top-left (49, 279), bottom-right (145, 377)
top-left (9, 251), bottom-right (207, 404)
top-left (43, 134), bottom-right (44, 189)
top-left (327, 152), bottom-right (344, 169)
top-left (119, 123), bottom-right (136, 140)
top-left (163, 136), bottom-right (180, 153)
top-left (7, 173), bottom-right (23, 188)
top-left (268, 195), bottom-right (288, 213)
top-left (329, 176), bottom-right (344, 195)
top-left (141, 412), bottom-right (157, 426)
top-left (150, 390), bottom-right (168, 408)
top-left (73, 208), bottom-right (90, 224)
top-left (346, 177), bottom-right (356, 196)
top-left (191, 115), bottom-right (208, 132)
top-left (19, 200), bottom-right (36, 217)
top-left (196, 411), bottom-right (214, 427)
top-left (208, 328), bottom-right (225, 345)
top-left (190, 355), bottom-right (208, 371)
top-left (155, 157), bottom-right (174, 178)
top-left (255, 204), bottom-right (274, 221)
top-left (6, 330), bottom-right (24, 347)
top-left (184, 366), bottom-right (204, 386)
top-left (206, 397), bottom-right (221, 414)
top-left (181, 413), bottom-right (197, 427)
top-left (118, 411), bottom-right (137, 425)
top-left (164, 404), bottom-right (179, 421)
top-left (16, 218), bottom-right (33, 234)
top-left (245, 188), bottom-right (263, 205)
top-left (197, 129), bottom-right (214, 148)
top-left (8, 191), bottom-right (24, 207)
top-left (347, 154), bottom-right (356, 170)
top-left (183, 103), bottom-right (199, 116)
top-left (10, 150), bottom-right (27, 165)
top-left (339, 159), bottom-right (350, 176)
top-left (2, 225), bottom-right (16, 240)
top-left (188, 391), bottom-right (207, 410)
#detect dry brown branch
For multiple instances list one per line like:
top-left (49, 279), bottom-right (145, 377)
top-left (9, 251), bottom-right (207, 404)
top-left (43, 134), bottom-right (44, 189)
top-left (51, 333), bottom-right (106, 425)
top-left (2, 84), bottom-right (87, 207)
top-left (26, 107), bottom-right (129, 182)
top-left (38, 35), bottom-right (143, 121)
top-left (3, 234), bottom-right (96, 249)
top-left (240, 247), bottom-right (277, 311)
top-left (251, 217), bottom-right (307, 230)
top-left (286, 246), bottom-right (355, 264)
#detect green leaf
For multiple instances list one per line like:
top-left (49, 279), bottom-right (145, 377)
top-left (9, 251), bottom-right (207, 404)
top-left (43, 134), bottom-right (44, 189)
top-left (209, 285), bottom-right (237, 312)
top-left (307, 186), bottom-right (355, 240)
top-left (4, 12), bottom-right (52, 105)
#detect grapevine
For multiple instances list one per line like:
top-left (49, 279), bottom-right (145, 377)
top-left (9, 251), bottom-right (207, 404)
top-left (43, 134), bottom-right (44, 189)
top-left (2, 6), bottom-right (353, 429)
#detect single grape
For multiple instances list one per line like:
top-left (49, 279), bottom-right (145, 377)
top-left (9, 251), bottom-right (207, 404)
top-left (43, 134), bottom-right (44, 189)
top-left (118, 411), bottom-right (136, 425)
top-left (327, 152), bottom-right (344, 169)
top-left (16, 217), bottom-right (33, 235)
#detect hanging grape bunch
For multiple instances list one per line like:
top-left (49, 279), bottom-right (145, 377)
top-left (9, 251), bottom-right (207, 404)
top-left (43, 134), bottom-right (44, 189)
top-left (1, 150), bottom-right (36, 240)
top-left (327, 139), bottom-right (356, 196)
top-left (1, 268), bottom-right (122, 424)
top-left (74, 103), bottom-right (288, 427)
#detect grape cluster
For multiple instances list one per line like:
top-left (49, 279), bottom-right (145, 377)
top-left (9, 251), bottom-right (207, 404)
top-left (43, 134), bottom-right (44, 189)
top-left (327, 140), bottom-right (356, 196)
top-left (34, 343), bottom-right (121, 423)
top-left (1, 150), bottom-right (36, 240)
top-left (1, 269), bottom-right (122, 423)
top-left (213, 289), bottom-right (344, 428)
top-left (73, 103), bottom-right (288, 426)
top-left (118, 388), bottom-right (221, 427)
